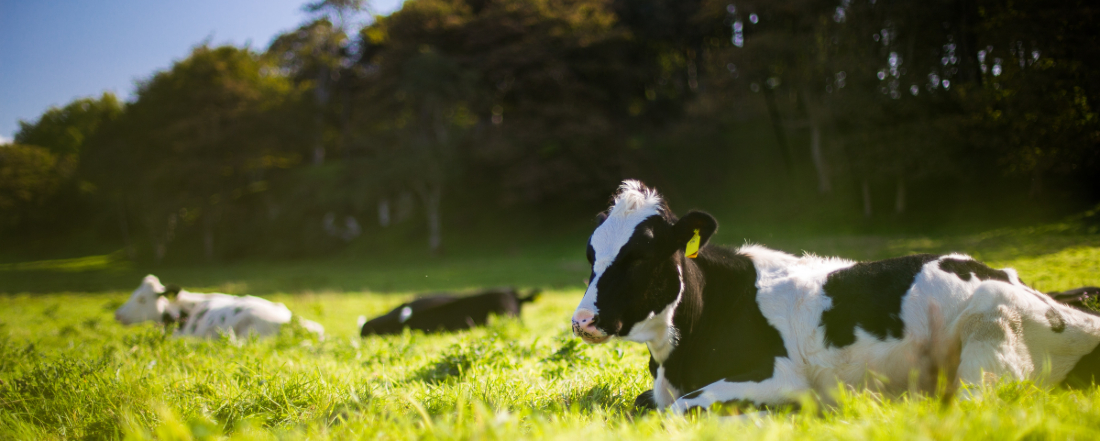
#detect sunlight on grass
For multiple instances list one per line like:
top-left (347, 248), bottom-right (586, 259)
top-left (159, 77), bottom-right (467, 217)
top-left (0, 250), bottom-right (129, 272)
top-left (2, 229), bottom-right (1100, 439)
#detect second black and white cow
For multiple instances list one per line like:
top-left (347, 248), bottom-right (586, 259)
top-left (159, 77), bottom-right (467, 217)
top-left (571, 180), bottom-right (1100, 413)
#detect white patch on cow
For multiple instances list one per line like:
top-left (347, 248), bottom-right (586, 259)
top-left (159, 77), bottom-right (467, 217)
top-left (357, 315), bottom-right (368, 328)
top-left (653, 365), bottom-right (681, 409)
top-left (625, 265), bottom-right (684, 363)
top-left (399, 306), bottom-right (413, 323)
top-left (182, 296), bottom-right (294, 339)
top-left (576, 180), bottom-right (664, 316)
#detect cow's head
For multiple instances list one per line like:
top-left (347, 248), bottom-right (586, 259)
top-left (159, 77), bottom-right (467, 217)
top-left (114, 275), bottom-right (178, 325)
top-left (572, 180), bottom-right (716, 344)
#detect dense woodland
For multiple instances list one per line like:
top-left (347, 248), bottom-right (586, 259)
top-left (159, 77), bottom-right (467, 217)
top-left (2, 0), bottom-right (1097, 262)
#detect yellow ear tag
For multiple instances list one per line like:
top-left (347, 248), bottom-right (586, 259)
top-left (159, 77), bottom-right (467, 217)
top-left (685, 229), bottom-right (701, 258)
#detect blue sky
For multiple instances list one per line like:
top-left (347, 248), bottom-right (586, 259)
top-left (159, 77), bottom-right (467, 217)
top-left (0, 0), bottom-right (403, 143)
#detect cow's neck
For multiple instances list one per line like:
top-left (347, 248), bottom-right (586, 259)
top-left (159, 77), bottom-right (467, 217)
top-left (175, 291), bottom-right (211, 313)
top-left (645, 255), bottom-right (706, 365)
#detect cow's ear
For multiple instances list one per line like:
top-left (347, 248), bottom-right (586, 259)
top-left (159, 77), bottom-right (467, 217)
top-left (161, 284), bottom-right (182, 300)
top-left (595, 211), bottom-right (608, 225)
top-left (668, 211), bottom-right (718, 254)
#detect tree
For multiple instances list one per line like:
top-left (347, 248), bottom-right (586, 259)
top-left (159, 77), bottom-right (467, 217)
top-left (84, 45), bottom-right (303, 262)
top-left (967, 0), bottom-right (1100, 196)
top-left (15, 93), bottom-right (123, 156)
top-left (268, 19), bottom-right (351, 165)
top-left (0, 144), bottom-right (74, 228)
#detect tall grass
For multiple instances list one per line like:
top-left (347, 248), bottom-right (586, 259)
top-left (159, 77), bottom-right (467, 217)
top-left (2, 226), bottom-right (1099, 440)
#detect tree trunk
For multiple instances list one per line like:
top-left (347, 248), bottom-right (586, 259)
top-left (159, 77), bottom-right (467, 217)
top-left (203, 219), bottom-right (214, 261)
top-left (762, 86), bottom-right (793, 172)
top-left (312, 112), bottom-right (326, 165)
top-left (862, 180), bottom-right (873, 218)
top-left (117, 197), bottom-right (135, 260)
top-left (340, 87), bottom-right (352, 161)
top-left (414, 182), bottom-right (443, 256)
top-left (895, 175), bottom-right (907, 214)
top-left (378, 198), bottom-right (391, 227)
top-left (799, 87), bottom-right (831, 194)
top-left (312, 67), bottom-right (330, 165)
top-left (809, 113), bottom-right (832, 194)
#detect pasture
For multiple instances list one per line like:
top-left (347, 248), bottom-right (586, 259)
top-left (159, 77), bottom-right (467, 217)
top-left (3, 223), bottom-right (1100, 440)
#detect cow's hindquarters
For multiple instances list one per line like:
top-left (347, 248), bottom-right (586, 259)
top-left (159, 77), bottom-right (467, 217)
top-left (951, 281), bottom-right (1100, 389)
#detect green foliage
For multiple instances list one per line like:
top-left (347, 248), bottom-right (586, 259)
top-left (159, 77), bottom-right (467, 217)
top-left (15, 93), bottom-right (122, 156)
top-left (0, 143), bottom-right (75, 227)
top-left (6, 0), bottom-right (1100, 262)
top-left (80, 45), bottom-right (306, 262)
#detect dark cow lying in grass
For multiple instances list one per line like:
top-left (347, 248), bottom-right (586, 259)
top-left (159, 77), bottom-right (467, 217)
top-left (571, 180), bottom-right (1100, 413)
top-left (115, 275), bottom-right (324, 339)
top-left (1048, 287), bottom-right (1100, 315)
top-left (360, 288), bottom-right (540, 336)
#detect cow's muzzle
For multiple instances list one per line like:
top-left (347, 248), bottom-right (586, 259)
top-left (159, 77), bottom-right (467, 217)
top-left (572, 308), bottom-right (609, 344)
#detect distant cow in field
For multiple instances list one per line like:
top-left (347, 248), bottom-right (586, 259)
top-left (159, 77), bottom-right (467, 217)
top-left (1048, 287), bottom-right (1100, 315)
top-left (115, 275), bottom-right (324, 339)
top-left (571, 180), bottom-right (1100, 413)
top-left (359, 288), bottom-right (540, 336)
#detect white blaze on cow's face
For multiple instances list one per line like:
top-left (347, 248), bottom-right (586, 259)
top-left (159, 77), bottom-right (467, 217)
top-left (115, 275), bottom-right (170, 325)
top-left (573, 180), bottom-right (676, 344)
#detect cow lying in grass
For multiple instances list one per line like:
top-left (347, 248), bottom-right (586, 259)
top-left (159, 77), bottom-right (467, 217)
top-left (115, 275), bottom-right (324, 339)
top-left (571, 180), bottom-right (1100, 413)
top-left (1048, 287), bottom-right (1100, 315)
top-left (360, 288), bottom-right (540, 336)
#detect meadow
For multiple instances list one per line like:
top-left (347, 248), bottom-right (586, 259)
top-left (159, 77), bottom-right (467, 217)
top-left (3, 220), bottom-right (1100, 440)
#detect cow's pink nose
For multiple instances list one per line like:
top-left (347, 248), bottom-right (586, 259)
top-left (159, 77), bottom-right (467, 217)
top-left (571, 309), bottom-right (601, 336)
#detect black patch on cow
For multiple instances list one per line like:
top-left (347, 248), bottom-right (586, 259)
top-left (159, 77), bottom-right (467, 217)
top-left (1062, 341), bottom-right (1100, 388)
top-left (938, 258), bottom-right (1010, 283)
top-left (821, 254), bottom-right (940, 347)
top-left (660, 247), bottom-right (789, 396)
top-left (681, 390), bottom-right (704, 400)
top-left (161, 284), bottom-right (182, 299)
top-left (234, 307), bottom-right (243, 314)
top-left (633, 390), bottom-right (656, 411)
top-left (1046, 309), bottom-right (1067, 333)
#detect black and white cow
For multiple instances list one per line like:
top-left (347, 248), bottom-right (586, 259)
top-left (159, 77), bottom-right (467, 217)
top-left (571, 180), bottom-right (1100, 413)
top-left (115, 275), bottom-right (325, 339)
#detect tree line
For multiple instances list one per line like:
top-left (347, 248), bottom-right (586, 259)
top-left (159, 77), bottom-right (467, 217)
top-left (2, 0), bottom-right (1096, 262)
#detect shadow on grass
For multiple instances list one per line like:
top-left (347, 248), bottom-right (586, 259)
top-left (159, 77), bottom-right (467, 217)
top-left (4, 221), bottom-right (1099, 295)
top-left (0, 252), bottom-right (590, 295)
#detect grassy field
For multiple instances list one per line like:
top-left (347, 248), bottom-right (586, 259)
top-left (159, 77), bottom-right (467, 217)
top-left (3, 222), bottom-right (1100, 440)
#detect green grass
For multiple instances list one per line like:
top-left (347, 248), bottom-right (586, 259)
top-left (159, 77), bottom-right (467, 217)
top-left (3, 224), bottom-right (1100, 440)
